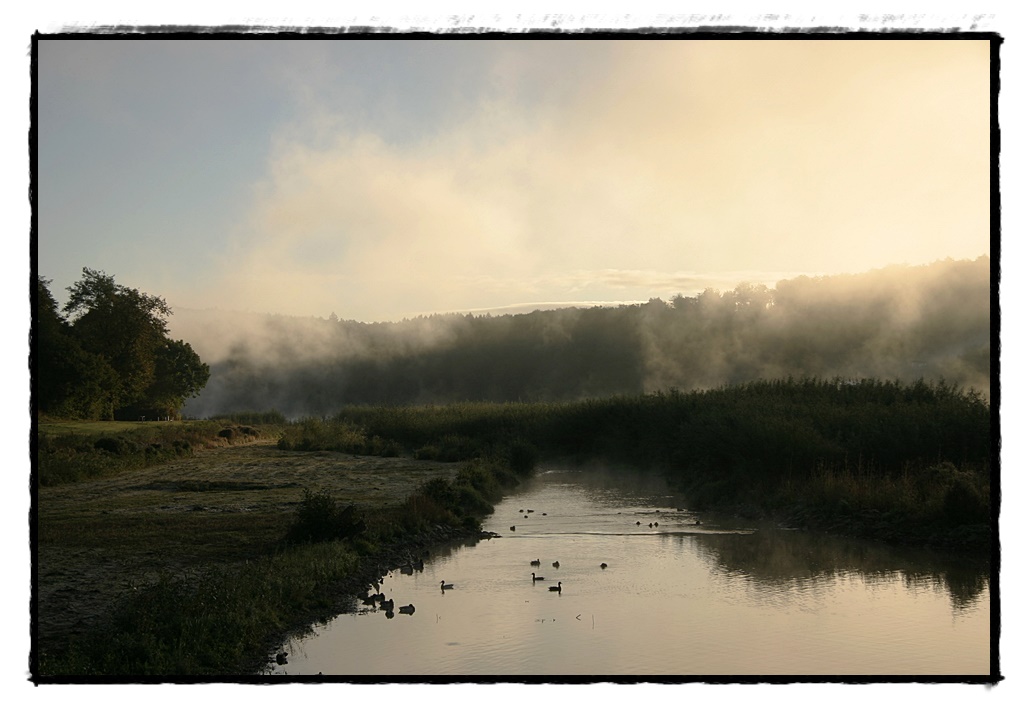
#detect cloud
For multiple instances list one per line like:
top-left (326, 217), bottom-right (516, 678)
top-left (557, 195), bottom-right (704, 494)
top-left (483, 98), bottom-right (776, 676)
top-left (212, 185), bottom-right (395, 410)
top-left (190, 40), bottom-right (989, 322)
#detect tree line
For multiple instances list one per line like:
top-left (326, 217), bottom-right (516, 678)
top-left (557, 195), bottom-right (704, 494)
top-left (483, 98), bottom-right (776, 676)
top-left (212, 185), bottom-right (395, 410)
top-left (35, 268), bottom-right (210, 420)
top-left (183, 256), bottom-right (991, 417)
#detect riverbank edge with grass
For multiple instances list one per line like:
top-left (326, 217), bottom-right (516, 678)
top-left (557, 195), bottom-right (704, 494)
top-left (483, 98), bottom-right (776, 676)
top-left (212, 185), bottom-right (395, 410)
top-left (34, 378), bottom-right (993, 677)
top-left (34, 432), bottom-right (532, 678)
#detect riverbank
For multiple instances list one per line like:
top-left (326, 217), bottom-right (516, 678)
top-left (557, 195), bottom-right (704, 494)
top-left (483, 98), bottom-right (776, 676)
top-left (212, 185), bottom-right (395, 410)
top-left (34, 379), bottom-right (993, 675)
top-left (34, 419), bottom-right (538, 678)
top-left (35, 440), bottom-right (481, 677)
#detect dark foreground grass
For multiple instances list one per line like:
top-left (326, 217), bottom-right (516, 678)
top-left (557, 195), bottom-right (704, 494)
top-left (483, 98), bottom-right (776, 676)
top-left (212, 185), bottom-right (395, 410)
top-left (39, 540), bottom-right (362, 676)
top-left (35, 445), bottom-right (528, 677)
top-left (37, 419), bottom-right (283, 486)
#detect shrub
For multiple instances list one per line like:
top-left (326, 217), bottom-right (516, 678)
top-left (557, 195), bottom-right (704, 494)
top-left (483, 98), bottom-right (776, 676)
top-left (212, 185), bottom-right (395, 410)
top-left (94, 437), bottom-right (131, 455)
top-left (285, 488), bottom-right (367, 545)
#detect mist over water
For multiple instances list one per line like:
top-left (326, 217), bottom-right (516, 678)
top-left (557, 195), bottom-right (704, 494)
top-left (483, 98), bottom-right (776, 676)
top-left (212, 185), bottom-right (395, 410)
top-left (170, 257), bottom-right (990, 418)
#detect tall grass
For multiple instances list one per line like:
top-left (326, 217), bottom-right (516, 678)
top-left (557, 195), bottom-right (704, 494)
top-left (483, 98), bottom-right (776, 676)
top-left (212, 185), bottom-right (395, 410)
top-left (38, 539), bottom-right (362, 676)
top-left (305, 378), bottom-right (992, 550)
top-left (37, 420), bottom-right (253, 486)
top-left (277, 417), bottom-right (400, 456)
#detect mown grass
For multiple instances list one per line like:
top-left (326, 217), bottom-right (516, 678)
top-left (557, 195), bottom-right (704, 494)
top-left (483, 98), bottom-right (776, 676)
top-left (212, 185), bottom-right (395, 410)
top-left (37, 419), bottom-right (282, 486)
top-left (35, 422), bottom-right (527, 677)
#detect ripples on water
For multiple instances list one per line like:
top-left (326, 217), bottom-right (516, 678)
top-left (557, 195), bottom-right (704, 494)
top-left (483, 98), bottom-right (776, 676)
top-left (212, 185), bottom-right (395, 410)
top-left (266, 468), bottom-right (990, 677)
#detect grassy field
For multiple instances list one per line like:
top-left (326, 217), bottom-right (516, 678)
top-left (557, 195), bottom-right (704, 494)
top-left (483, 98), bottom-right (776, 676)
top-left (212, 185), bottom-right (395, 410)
top-left (39, 419), bottom-right (190, 436)
top-left (35, 430), bottom-right (470, 676)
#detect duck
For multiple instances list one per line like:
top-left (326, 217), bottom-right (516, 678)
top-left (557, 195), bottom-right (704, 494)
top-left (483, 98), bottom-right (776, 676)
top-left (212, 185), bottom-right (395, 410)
top-left (552, 561), bottom-right (560, 568)
top-left (527, 509), bottom-right (535, 513)
top-left (548, 582), bottom-right (562, 593)
top-left (399, 604), bottom-right (415, 615)
top-left (510, 525), bottom-right (516, 531)
top-left (440, 580), bottom-right (454, 590)
top-left (600, 563), bottom-right (608, 569)
top-left (381, 598), bottom-right (395, 611)
top-left (695, 519), bottom-right (702, 525)
top-left (532, 573), bottom-right (546, 582)
top-left (275, 651), bottom-right (288, 665)
top-left (648, 523), bottom-right (653, 528)
top-left (530, 559), bottom-right (541, 566)
top-left (636, 521), bottom-right (641, 526)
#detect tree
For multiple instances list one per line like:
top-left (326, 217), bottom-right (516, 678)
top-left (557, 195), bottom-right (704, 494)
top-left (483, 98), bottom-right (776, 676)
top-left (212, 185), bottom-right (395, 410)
top-left (35, 269), bottom-right (210, 419)
top-left (143, 339), bottom-right (211, 417)
top-left (64, 269), bottom-right (173, 411)
top-left (34, 277), bottom-right (119, 418)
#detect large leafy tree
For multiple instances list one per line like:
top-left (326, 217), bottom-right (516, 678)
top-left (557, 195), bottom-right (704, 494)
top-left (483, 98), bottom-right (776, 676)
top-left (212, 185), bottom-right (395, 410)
top-left (35, 269), bottom-right (209, 419)
top-left (35, 276), bottom-right (119, 418)
top-left (143, 339), bottom-right (211, 417)
top-left (64, 268), bottom-right (172, 410)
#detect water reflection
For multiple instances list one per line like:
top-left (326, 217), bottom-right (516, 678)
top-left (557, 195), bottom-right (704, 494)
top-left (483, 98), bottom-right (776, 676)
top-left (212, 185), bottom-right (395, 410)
top-left (266, 468), bottom-right (991, 676)
top-left (691, 522), bottom-right (989, 613)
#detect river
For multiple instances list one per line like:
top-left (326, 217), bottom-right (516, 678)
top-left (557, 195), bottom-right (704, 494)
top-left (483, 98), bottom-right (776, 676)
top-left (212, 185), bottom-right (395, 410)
top-left (264, 467), bottom-right (992, 677)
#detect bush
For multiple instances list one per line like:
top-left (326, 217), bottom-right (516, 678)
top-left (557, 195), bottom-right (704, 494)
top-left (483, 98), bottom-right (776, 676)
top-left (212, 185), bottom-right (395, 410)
top-left (94, 437), bottom-right (130, 455)
top-left (941, 478), bottom-right (988, 527)
top-left (285, 488), bottom-right (367, 545)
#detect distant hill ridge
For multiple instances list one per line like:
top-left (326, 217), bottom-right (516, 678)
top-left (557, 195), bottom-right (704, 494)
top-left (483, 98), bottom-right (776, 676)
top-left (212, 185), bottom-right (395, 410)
top-left (170, 257), bottom-right (990, 418)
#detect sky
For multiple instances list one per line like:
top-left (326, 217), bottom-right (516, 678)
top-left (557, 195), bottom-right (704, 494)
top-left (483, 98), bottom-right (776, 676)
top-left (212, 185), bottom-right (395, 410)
top-left (36, 35), bottom-right (993, 323)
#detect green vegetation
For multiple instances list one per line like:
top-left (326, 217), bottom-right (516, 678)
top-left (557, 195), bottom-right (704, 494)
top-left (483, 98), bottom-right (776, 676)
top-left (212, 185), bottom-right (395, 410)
top-left (40, 537), bottom-right (364, 676)
top-left (37, 419), bottom-right (277, 486)
top-left (322, 378), bottom-right (992, 551)
top-left (35, 269), bottom-right (210, 420)
top-left (285, 488), bottom-right (367, 545)
top-left (186, 257), bottom-right (990, 417)
top-left (35, 416), bottom-right (524, 677)
top-left (35, 380), bottom-right (990, 676)
top-left (276, 417), bottom-right (401, 457)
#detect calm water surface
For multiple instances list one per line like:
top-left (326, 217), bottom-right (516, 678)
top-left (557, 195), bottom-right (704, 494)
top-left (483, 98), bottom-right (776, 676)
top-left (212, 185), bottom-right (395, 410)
top-left (267, 468), bottom-right (991, 676)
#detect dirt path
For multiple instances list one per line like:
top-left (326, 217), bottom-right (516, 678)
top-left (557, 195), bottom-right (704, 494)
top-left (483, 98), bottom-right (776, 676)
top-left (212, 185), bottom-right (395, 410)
top-left (35, 442), bottom-right (463, 658)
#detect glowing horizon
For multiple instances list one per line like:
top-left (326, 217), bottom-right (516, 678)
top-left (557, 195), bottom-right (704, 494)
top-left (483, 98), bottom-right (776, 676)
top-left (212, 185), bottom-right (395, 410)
top-left (38, 37), bottom-right (991, 324)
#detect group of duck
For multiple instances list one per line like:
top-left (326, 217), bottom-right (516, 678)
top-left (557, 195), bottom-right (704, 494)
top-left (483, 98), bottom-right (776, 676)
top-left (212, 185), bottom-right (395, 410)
top-left (526, 557), bottom-right (611, 594)
top-left (360, 590), bottom-right (417, 618)
top-left (509, 508), bottom-right (550, 531)
top-left (632, 509), bottom-right (702, 528)
top-left (512, 507), bottom-right (700, 534)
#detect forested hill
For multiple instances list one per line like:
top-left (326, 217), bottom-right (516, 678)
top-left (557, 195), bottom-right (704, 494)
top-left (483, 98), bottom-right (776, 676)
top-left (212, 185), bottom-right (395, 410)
top-left (173, 257), bottom-right (991, 418)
